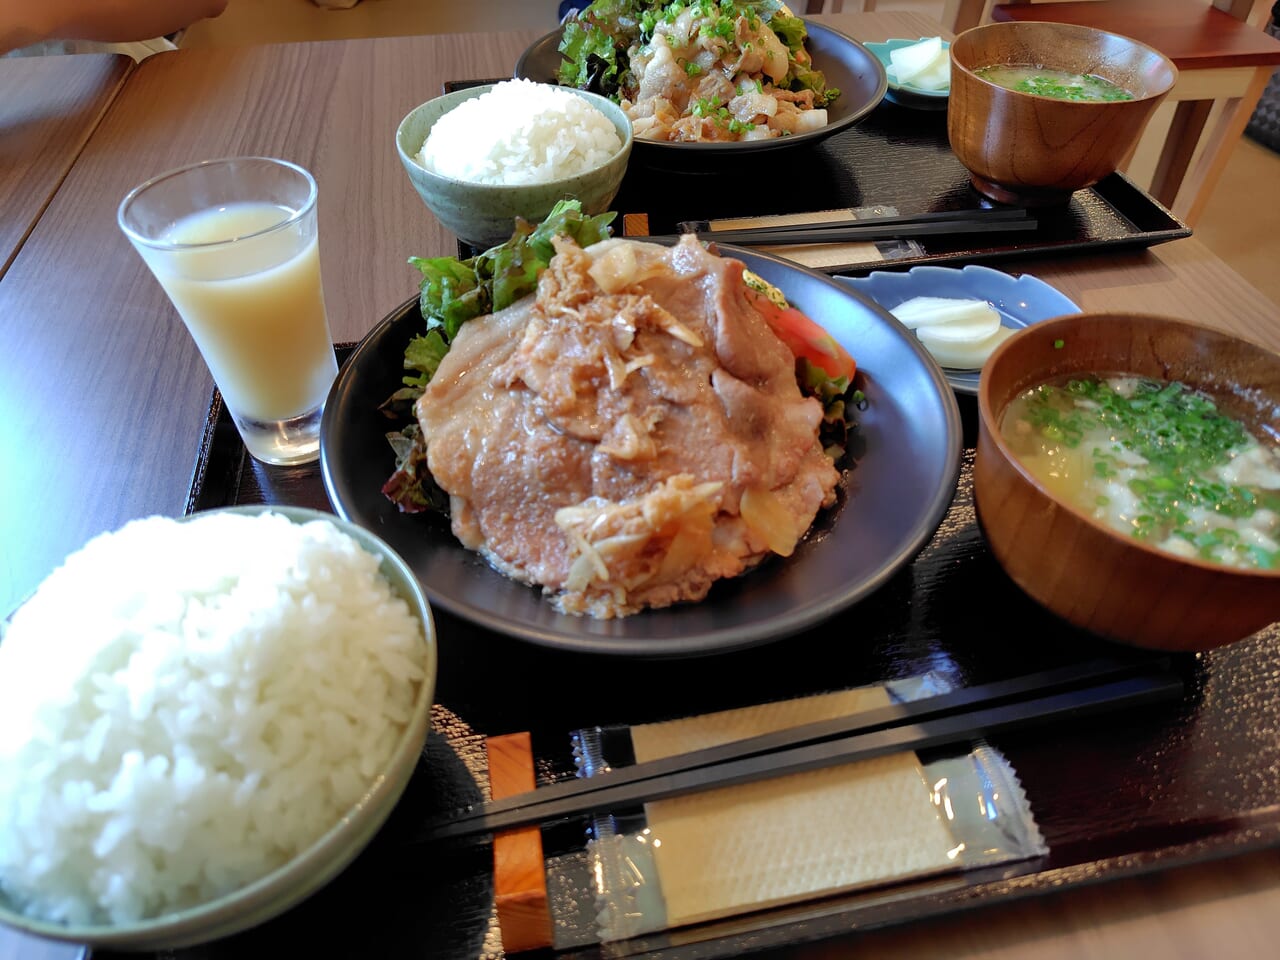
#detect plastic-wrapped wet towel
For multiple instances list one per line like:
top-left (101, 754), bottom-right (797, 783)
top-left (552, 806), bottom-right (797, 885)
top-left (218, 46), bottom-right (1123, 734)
top-left (626, 688), bottom-right (956, 929)
top-left (571, 679), bottom-right (1048, 942)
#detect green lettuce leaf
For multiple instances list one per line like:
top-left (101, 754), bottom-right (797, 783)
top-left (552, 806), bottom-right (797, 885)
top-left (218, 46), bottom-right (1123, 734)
top-left (769, 12), bottom-right (806, 51)
top-left (402, 329), bottom-right (450, 389)
top-left (405, 198), bottom-right (615, 396)
top-left (558, 0), bottom-right (650, 96)
top-left (385, 200), bottom-right (616, 513)
top-left (798, 358), bottom-right (863, 463)
top-left (558, 20), bottom-right (623, 92)
top-left (787, 62), bottom-right (839, 107)
top-left (407, 255), bottom-right (487, 340)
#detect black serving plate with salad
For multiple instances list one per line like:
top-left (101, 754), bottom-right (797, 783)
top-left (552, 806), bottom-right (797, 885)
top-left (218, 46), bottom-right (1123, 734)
top-left (315, 239), bottom-right (961, 658)
top-left (513, 19), bottom-right (889, 161)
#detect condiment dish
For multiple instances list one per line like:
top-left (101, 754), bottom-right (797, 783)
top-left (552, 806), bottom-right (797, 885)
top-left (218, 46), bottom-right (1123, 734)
top-left (865, 39), bottom-right (951, 111)
top-left (975, 313), bottom-right (1280, 652)
top-left (840, 264), bottom-right (1081, 394)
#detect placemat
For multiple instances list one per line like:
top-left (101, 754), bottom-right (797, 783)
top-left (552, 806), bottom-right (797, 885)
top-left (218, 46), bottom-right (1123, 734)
top-left (149, 369), bottom-right (1280, 960)
top-left (444, 77), bottom-right (1189, 274)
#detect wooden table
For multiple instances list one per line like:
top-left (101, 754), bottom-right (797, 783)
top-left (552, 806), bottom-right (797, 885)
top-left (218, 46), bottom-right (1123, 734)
top-left (0, 53), bottom-right (132, 279)
top-left (2, 11), bottom-right (1280, 960)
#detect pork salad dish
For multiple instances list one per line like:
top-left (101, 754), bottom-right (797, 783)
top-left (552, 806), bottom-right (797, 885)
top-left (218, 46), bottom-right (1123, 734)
top-left (558, 1), bottom-right (841, 143)
top-left (383, 202), bottom-right (860, 619)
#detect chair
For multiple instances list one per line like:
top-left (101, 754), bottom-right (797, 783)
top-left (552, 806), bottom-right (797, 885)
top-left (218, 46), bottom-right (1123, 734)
top-left (939, 1), bottom-right (1280, 226)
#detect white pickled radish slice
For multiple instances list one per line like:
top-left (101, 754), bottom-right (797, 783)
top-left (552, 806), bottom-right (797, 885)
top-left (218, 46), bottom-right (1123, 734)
top-left (891, 296), bottom-right (993, 328)
top-left (918, 324), bottom-right (1016, 369)
top-left (911, 56), bottom-right (950, 91)
top-left (911, 303), bottom-right (1001, 342)
top-left (888, 37), bottom-right (943, 85)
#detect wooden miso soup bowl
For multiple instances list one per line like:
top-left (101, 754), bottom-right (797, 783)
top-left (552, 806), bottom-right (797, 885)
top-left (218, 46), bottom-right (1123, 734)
top-left (975, 313), bottom-right (1280, 652)
top-left (948, 21), bottom-right (1177, 207)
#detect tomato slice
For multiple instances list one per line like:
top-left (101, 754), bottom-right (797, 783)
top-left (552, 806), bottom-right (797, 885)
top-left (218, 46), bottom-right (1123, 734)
top-left (744, 285), bottom-right (857, 382)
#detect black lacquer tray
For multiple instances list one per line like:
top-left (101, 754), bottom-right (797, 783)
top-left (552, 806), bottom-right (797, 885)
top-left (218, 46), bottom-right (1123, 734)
top-left (614, 109), bottom-right (1190, 274)
top-left (447, 78), bottom-right (1189, 276)
top-left (90, 359), bottom-right (1280, 960)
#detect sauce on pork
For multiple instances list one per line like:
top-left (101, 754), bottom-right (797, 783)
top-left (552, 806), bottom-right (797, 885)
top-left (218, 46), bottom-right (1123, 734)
top-left (416, 235), bottom-right (841, 618)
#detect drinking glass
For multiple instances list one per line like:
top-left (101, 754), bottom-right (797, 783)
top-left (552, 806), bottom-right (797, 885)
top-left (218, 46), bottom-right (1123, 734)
top-left (118, 157), bottom-right (338, 466)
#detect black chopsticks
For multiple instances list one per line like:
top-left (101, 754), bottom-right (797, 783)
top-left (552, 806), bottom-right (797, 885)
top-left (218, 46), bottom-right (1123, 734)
top-left (416, 657), bottom-right (1181, 844)
top-left (672, 206), bottom-right (1038, 247)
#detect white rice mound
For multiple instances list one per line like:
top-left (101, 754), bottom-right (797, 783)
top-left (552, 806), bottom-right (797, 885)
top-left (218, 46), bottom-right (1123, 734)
top-left (416, 78), bottom-right (623, 185)
top-left (0, 511), bottom-right (427, 927)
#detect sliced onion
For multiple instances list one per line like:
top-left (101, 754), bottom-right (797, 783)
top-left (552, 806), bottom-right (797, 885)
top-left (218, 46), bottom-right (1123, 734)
top-left (588, 243), bottom-right (637, 293)
top-left (740, 487), bottom-right (800, 557)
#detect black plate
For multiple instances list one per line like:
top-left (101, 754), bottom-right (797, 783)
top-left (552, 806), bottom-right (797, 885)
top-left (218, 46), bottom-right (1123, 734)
top-left (319, 245), bottom-right (961, 657)
top-left (513, 19), bottom-right (887, 159)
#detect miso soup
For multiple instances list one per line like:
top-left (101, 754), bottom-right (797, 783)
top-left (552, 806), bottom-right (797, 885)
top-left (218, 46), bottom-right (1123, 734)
top-left (1000, 374), bottom-right (1280, 570)
top-left (975, 64), bottom-right (1134, 102)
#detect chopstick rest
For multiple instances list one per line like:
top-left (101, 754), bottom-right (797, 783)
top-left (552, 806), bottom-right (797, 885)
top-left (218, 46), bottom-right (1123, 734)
top-left (486, 733), bottom-right (552, 954)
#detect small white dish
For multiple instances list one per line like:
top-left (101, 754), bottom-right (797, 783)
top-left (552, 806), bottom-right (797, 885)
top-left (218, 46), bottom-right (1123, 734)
top-left (838, 264), bottom-right (1082, 394)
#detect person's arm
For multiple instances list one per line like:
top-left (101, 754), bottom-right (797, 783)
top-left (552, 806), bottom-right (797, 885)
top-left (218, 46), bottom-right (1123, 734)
top-left (0, 0), bottom-right (228, 55)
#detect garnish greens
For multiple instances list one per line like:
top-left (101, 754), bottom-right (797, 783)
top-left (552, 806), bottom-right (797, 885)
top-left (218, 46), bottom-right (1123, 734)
top-left (974, 65), bottom-right (1133, 103)
top-left (379, 200), bottom-right (613, 512)
top-left (558, 0), bottom-right (840, 123)
top-left (392, 200), bottom-right (615, 406)
top-left (557, 0), bottom-right (646, 99)
top-left (1020, 377), bottom-right (1279, 568)
top-left (1014, 74), bottom-right (1133, 102)
top-left (800, 358), bottom-right (865, 463)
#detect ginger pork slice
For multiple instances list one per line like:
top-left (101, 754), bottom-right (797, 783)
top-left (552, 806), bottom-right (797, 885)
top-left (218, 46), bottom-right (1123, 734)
top-left (415, 234), bottom-right (840, 618)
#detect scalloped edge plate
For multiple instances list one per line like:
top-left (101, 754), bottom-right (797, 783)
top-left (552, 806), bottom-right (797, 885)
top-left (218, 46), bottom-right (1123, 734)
top-left (864, 38), bottom-right (951, 111)
top-left (838, 264), bottom-right (1082, 395)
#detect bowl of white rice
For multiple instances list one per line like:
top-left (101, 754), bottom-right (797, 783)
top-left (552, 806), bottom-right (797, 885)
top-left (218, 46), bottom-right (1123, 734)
top-left (396, 78), bottom-right (632, 248)
top-left (0, 506), bottom-right (436, 949)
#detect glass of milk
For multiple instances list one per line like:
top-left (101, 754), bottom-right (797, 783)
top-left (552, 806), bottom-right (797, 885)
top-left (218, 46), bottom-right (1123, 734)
top-left (118, 157), bottom-right (338, 466)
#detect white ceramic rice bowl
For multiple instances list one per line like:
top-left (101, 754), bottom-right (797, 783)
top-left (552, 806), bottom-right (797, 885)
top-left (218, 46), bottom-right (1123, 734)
top-left (0, 505), bottom-right (437, 950)
top-left (395, 82), bottom-right (633, 249)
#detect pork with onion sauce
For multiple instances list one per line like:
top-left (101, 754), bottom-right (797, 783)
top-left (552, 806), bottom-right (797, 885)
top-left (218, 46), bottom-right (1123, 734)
top-left (414, 235), bottom-right (843, 618)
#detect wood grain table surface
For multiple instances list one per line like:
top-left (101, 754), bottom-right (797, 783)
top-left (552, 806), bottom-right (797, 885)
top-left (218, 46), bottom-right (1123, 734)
top-left (0, 53), bottom-right (133, 280)
top-left (2, 11), bottom-right (1279, 960)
